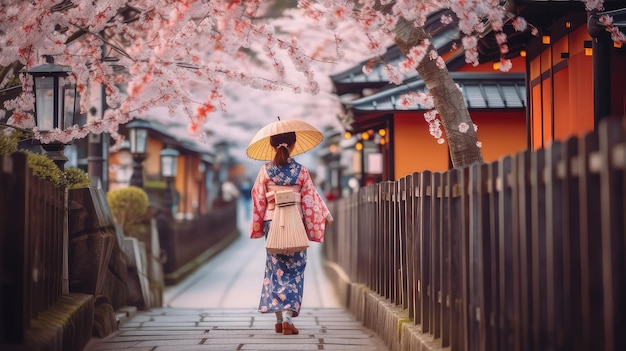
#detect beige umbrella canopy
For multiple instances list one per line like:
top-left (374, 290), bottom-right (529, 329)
top-left (246, 117), bottom-right (324, 161)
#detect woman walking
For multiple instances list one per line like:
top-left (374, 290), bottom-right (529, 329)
top-left (246, 118), bottom-right (333, 335)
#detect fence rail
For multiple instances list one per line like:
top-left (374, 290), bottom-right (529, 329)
top-left (324, 117), bottom-right (625, 351)
top-left (1, 152), bottom-right (66, 343)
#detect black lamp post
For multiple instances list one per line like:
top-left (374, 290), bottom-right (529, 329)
top-left (127, 120), bottom-right (150, 187)
top-left (28, 57), bottom-right (78, 171)
top-left (160, 147), bottom-right (179, 216)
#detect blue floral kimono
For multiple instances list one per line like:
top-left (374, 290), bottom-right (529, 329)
top-left (250, 159), bottom-right (330, 317)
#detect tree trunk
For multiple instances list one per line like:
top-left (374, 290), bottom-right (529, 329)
top-left (376, 2), bottom-right (484, 168)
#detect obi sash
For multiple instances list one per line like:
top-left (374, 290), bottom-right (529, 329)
top-left (264, 184), bottom-right (302, 221)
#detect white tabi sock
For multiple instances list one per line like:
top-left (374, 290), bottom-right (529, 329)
top-left (282, 310), bottom-right (293, 324)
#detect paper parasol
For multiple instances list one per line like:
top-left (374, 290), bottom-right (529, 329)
top-left (246, 117), bottom-right (323, 161)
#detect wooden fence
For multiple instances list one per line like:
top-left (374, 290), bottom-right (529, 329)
top-left (0, 152), bottom-right (66, 343)
top-left (159, 201), bottom-right (238, 285)
top-left (324, 117), bottom-right (625, 351)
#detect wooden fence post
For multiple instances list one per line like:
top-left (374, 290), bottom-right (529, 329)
top-left (398, 177), bottom-right (408, 310)
top-left (411, 172), bottom-right (422, 326)
top-left (432, 172), bottom-right (442, 340)
top-left (439, 171), bottom-right (450, 347)
top-left (0, 153), bottom-right (28, 342)
top-left (419, 170), bottom-right (432, 333)
top-left (561, 136), bottom-right (584, 351)
top-left (597, 118), bottom-right (626, 351)
top-left (497, 155), bottom-right (519, 351)
top-left (447, 168), bottom-right (465, 351)
top-left (578, 131), bottom-right (605, 351)
top-left (545, 140), bottom-right (566, 350)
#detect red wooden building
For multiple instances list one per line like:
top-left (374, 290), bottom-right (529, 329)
top-left (329, 2), bottom-right (626, 187)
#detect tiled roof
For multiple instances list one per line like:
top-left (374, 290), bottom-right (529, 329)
top-left (329, 9), bottom-right (462, 96)
top-left (343, 72), bottom-right (526, 112)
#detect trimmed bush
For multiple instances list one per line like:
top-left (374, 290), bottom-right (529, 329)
top-left (65, 167), bottom-right (91, 189)
top-left (106, 186), bottom-right (149, 238)
top-left (26, 152), bottom-right (66, 188)
top-left (2, 129), bottom-right (92, 188)
top-left (0, 130), bottom-right (21, 156)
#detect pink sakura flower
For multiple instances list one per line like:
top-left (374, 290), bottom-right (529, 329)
top-left (459, 122), bottom-right (470, 133)
top-left (276, 269), bottom-right (284, 277)
top-left (499, 58), bottom-right (513, 72)
top-left (399, 57), bottom-right (417, 74)
top-left (584, 0), bottom-right (604, 11)
top-left (495, 32), bottom-right (507, 45)
top-left (424, 109), bottom-right (438, 123)
top-left (383, 64), bottom-right (402, 85)
top-left (436, 56), bottom-right (446, 70)
top-left (428, 50), bottom-right (438, 60)
top-left (440, 14), bottom-right (453, 25)
top-left (398, 96), bottom-right (412, 109)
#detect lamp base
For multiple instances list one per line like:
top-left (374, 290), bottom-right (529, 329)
top-left (41, 143), bottom-right (68, 171)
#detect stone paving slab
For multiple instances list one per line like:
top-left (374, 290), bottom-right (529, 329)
top-left (84, 307), bottom-right (389, 351)
top-left (85, 224), bottom-right (390, 350)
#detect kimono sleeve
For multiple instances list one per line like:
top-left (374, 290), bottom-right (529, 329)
top-left (299, 167), bottom-right (330, 243)
top-left (250, 165), bottom-right (268, 239)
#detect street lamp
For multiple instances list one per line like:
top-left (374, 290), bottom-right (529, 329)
top-left (126, 119), bottom-right (150, 187)
top-left (28, 57), bottom-right (78, 170)
top-left (160, 147), bottom-right (179, 216)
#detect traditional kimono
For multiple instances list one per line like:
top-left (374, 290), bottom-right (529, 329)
top-left (250, 158), bottom-right (330, 317)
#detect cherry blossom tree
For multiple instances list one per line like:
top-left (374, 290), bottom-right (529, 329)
top-left (1, 0), bottom-right (623, 168)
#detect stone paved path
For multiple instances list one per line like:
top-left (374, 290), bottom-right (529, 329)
top-left (84, 307), bottom-right (389, 350)
top-left (84, 212), bottom-right (389, 350)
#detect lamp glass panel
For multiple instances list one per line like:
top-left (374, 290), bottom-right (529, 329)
top-left (129, 129), bottom-right (137, 153)
top-left (130, 128), bottom-right (148, 154)
top-left (34, 76), bottom-right (55, 131)
top-left (161, 156), bottom-right (175, 177)
top-left (135, 129), bottom-right (148, 154)
top-left (62, 78), bottom-right (77, 130)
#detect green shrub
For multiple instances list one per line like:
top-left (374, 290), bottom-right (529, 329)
top-left (26, 152), bottom-right (66, 188)
top-left (106, 186), bottom-right (149, 238)
top-left (65, 167), bottom-right (91, 189)
top-left (0, 130), bottom-right (21, 156)
top-left (2, 130), bottom-right (91, 189)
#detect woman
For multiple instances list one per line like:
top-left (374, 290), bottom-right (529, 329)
top-left (249, 130), bottom-right (333, 335)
